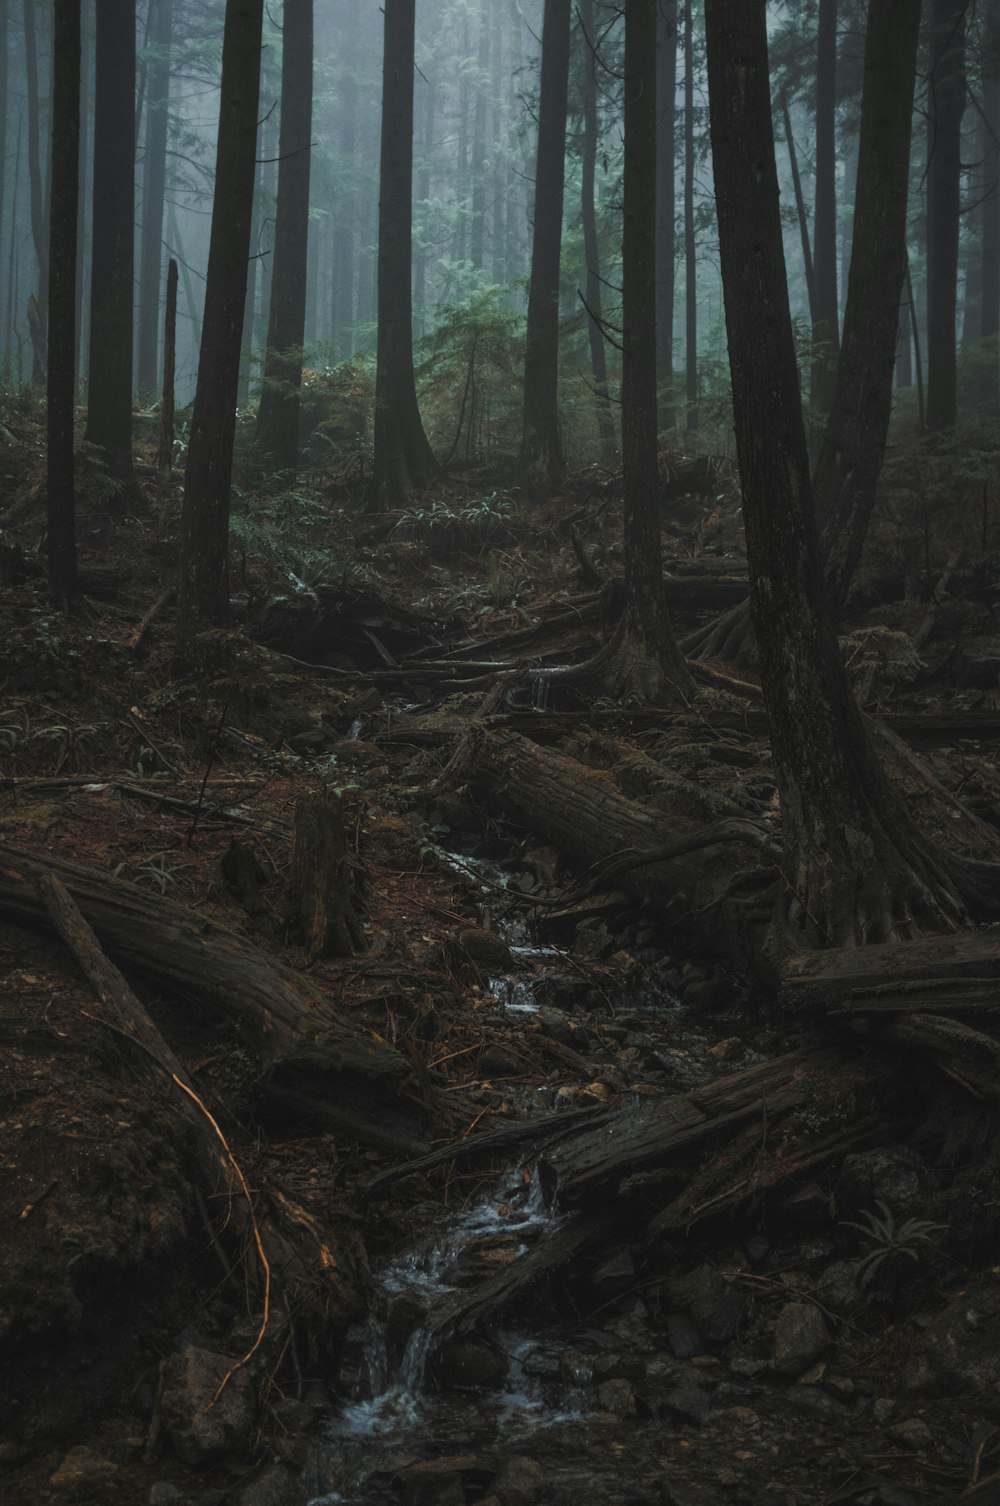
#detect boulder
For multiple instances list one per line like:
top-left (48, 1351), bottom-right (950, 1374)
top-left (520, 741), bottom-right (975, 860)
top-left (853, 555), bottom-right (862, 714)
top-left (159, 1347), bottom-right (256, 1465)
top-left (772, 1302), bottom-right (830, 1376)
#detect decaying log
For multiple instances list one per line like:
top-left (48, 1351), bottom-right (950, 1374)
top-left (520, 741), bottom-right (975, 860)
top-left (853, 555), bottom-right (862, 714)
top-left (780, 929), bottom-right (1000, 1016)
top-left (285, 787), bottom-right (366, 958)
top-left (0, 841), bottom-right (427, 1153)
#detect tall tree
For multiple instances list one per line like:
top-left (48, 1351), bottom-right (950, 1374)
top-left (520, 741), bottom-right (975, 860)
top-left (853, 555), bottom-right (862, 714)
top-left (84, 0), bottom-right (137, 488)
top-left (811, 0), bottom-right (921, 616)
top-left (578, 0), bottom-right (615, 456)
top-left (980, 0), bottom-right (1000, 413)
top-left (682, 0), bottom-right (697, 433)
top-left (255, 0), bottom-right (313, 470)
top-left (810, 0), bottom-right (839, 417)
top-left (704, 0), bottom-right (997, 960)
top-left (655, 0), bottom-right (677, 432)
top-left (368, 0), bottom-right (437, 510)
top-left (925, 0), bottom-right (966, 431)
top-left (518, 0), bottom-right (571, 493)
top-left (469, 0), bottom-right (489, 272)
top-left (23, 0), bottom-right (48, 383)
top-left (136, 0), bottom-right (173, 402)
top-left (177, 0), bottom-right (264, 630)
top-left (47, 0), bottom-right (81, 610)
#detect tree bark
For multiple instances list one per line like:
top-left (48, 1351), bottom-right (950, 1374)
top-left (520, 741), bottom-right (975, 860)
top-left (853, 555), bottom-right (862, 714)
top-left (682, 0), bottom-right (697, 434)
top-left (518, 0), bottom-right (570, 494)
top-left (285, 787), bottom-right (366, 959)
top-left (578, 0), bottom-right (616, 458)
top-left (177, 0), bottom-right (264, 631)
top-left (22, 0), bottom-right (48, 384)
top-left (85, 0), bottom-right (137, 486)
top-left (46, 0), bottom-right (80, 610)
top-left (810, 0), bottom-right (839, 418)
top-left (157, 257), bottom-right (178, 473)
top-left (980, 0), bottom-right (1000, 414)
top-left (925, 0), bottom-right (966, 431)
top-left (655, 0), bottom-right (677, 431)
top-left (255, 0), bottom-right (313, 471)
top-left (368, 0), bottom-right (437, 510)
top-left (136, 0), bottom-right (173, 403)
top-left (780, 91), bottom-right (816, 325)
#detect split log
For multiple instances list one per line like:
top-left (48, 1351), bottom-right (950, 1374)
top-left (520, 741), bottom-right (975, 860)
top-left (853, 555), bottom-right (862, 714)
top-left (0, 840), bottom-right (427, 1153)
top-left (285, 787), bottom-right (366, 958)
top-left (780, 929), bottom-right (1000, 1016)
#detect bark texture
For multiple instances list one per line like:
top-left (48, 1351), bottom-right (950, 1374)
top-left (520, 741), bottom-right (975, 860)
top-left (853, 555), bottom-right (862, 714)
top-left (47, 0), bottom-right (80, 608)
top-left (925, 0), bottom-right (966, 431)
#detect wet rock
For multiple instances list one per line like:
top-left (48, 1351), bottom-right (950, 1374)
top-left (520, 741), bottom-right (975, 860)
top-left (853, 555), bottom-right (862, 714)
top-left (779, 1181), bottom-right (834, 1231)
top-left (478, 1045), bottom-right (527, 1079)
top-left (149, 1485), bottom-right (185, 1506)
top-left (667, 1312), bottom-right (703, 1359)
top-left (900, 1285), bottom-right (1000, 1394)
top-left (454, 927), bottom-right (512, 973)
top-left (49, 1446), bottom-right (119, 1491)
top-left (835, 1148), bottom-right (937, 1223)
top-left (772, 1302), bottom-right (830, 1376)
top-left (573, 920), bottom-right (613, 959)
top-left (435, 1337), bottom-right (509, 1391)
top-left (663, 1384), bottom-right (711, 1426)
top-left (234, 1463), bottom-right (304, 1506)
top-left (492, 1454), bottom-right (546, 1506)
top-left (812, 1260), bottom-right (864, 1318)
top-left (597, 1377), bottom-right (637, 1415)
top-left (681, 978), bottom-right (731, 1011)
top-left (396, 1454), bottom-right (494, 1506)
top-left (888, 1418), bottom-right (933, 1449)
top-left (159, 1346), bottom-right (256, 1465)
top-left (591, 1247), bottom-right (636, 1296)
top-left (533, 972), bottom-right (584, 1010)
top-left (666, 1264), bottom-right (745, 1346)
top-left (592, 1351), bottom-right (646, 1383)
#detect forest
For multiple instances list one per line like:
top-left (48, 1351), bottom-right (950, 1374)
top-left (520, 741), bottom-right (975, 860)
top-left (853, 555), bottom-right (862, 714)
top-left (2, 0), bottom-right (1000, 1504)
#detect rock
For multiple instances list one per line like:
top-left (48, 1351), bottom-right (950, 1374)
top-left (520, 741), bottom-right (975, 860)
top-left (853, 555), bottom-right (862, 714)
top-left (812, 1260), bottom-right (864, 1318)
top-left (780, 1181), bottom-right (833, 1231)
top-left (396, 1455), bottom-right (494, 1506)
top-left (835, 1148), bottom-right (937, 1223)
top-left (888, 1418), bottom-right (933, 1449)
top-left (159, 1346), bottom-right (256, 1465)
top-left (492, 1455), bottom-right (546, 1506)
top-left (597, 1378), bottom-right (637, 1415)
top-left (872, 1398), bottom-right (897, 1424)
top-left (478, 1045), bottom-right (528, 1079)
top-left (666, 1264), bottom-right (745, 1346)
top-left (591, 1248), bottom-right (636, 1296)
top-left (667, 1312), bottom-right (703, 1359)
top-left (901, 1285), bottom-right (1000, 1395)
top-left (454, 926), bottom-right (513, 973)
top-left (234, 1464), bottom-right (304, 1506)
top-left (49, 1446), bottom-right (119, 1491)
top-left (772, 1302), bottom-right (830, 1376)
top-left (149, 1485), bottom-right (185, 1506)
top-left (435, 1337), bottom-right (509, 1391)
top-left (592, 1351), bottom-right (646, 1383)
top-left (663, 1384), bottom-right (710, 1425)
top-left (706, 1037), bottom-right (743, 1060)
top-left (681, 978), bottom-right (731, 1011)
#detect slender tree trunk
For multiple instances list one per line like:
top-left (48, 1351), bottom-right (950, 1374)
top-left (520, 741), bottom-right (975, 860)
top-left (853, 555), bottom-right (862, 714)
top-left (469, 1), bottom-right (488, 272)
top-left (255, 0), bottom-right (313, 470)
top-left (368, 0), bottom-right (437, 510)
top-left (518, 0), bottom-right (571, 493)
top-left (925, 0), bottom-right (966, 431)
top-left (683, 0), bottom-right (697, 434)
top-left (136, 0), bottom-right (173, 402)
top-left (810, 0), bottom-right (839, 417)
top-left (157, 257), bottom-right (177, 473)
top-left (334, 58), bottom-right (357, 356)
top-left (177, 0), bottom-right (264, 631)
top-left (705, 0), bottom-right (996, 961)
top-left (85, 0), bottom-right (137, 487)
top-left (47, 0), bottom-right (80, 609)
top-left (812, 0), bottom-right (921, 618)
top-left (237, 128), bottom-right (265, 407)
top-left (578, 0), bottom-right (615, 458)
top-left (0, 0), bottom-right (8, 357)
top-left (980, 0), bottom-right (1000, 414)
top-left (656, 0), bottom-right (677, 432)
top-left (490, 2), bottom-right (504, 287)
top-left (5, 111), bottom-right (21, 376)
top-left (23, 0), bottom-right (48, 383)
top-left (75, 2), bottom-right (91, 388)
top-left (413, 68), bottom-right (435, 337)
top-left (781, 90), bottom-right (816, 324)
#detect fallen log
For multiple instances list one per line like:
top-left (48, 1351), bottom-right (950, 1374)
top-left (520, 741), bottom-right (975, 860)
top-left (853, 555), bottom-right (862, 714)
top-left (779, 929), bottom-right (1000, 1016)
top-left (0, 841), bottom-right (427, 1153)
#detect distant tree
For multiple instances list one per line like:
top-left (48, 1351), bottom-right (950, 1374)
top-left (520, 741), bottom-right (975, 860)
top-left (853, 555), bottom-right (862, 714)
top-left (682, 0), bottom-right (697, 434)
top-left (23, 0), bottom-right (48, 384)
top-left (518, 0), bottom-right (571, 494)
top-left (705, 0), bottom-right (998, 958)
top-left (655, 0), bottom-right (677, 432)
top-left (177, 0), bottom-right (264, 630)
top-left (368, 0), bottom-right (437, 511)
top-left (84, 0), bottom-right (137, 489)
top-left (255, 0), bottom-right (313, 471)
top-left (979, 0), bottom-right (1000, 414)
top-left (47, 0), bottom-right (81, 610)
top-left (925, 0), bottom-right (966, 431)
top-left (577, 0), bottom-right (616, 457)
top-left (810, 0), bottom-right (839, 417)
top-left (136, 0), bottom-right (173, 403)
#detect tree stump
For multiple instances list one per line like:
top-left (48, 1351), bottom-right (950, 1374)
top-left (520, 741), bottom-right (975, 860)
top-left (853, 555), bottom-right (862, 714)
top-left (286, 787), bottom-right (366, 958)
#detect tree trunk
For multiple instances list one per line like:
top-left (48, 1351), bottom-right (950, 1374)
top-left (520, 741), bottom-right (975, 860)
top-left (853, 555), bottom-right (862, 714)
top-left (75, 3), bottom-right (91, 388)
top-left (780, 90), bottom-right (816, 325)
top-left (22, 0), bottom-right (48, 385)
top-left (810, 0), bottom-right (921, 618)
top-left (655, 0), bottom-right (677, 432)
top-left (85, 0), bottom-right (137, 487)
top-left (469, 2), bottom-right (489, 272)
top-left (47, 0), bottom-right (80, 610)
top-left (518, 0), bottom-right (570, 494)
top-left (157, 257), bottom-right (177, 473)
top-left (334, 55), bottom-right (357, 356)
top-left (255, 0), bottom-right (313, 471)
top-left (177, 0), bottom-right (264, 631)
top-left (285, 787), bottom-right (366, 959)
top-left (368, 0), bottom-right (437, 511)
top-left (810, 0), bottom-right (839, 418)
top-left (704, 0), bottom-right (1000, 963)
top-left (683, 0), bottom-right (697, 434)
top-left (136, 0), bottom-right (173, 403)
top-left (578, 0), bottom-right (615, 458)
top-left (925, 0), bottom-right (966, 431)
top-left (980, 0), bottom-right (1000, 415)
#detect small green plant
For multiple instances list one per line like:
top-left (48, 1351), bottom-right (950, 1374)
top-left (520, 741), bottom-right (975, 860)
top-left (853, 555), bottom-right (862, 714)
top-left (842, 1200), bottom-right (947, 1288)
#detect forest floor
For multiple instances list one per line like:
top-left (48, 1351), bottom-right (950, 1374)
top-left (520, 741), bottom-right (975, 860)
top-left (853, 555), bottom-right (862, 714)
top-left (3, 400), bottom-right (1000, 1506)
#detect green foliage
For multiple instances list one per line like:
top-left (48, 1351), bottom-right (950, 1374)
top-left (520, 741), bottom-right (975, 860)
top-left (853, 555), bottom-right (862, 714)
top-left (416, 290), bottom-right (524, 463)
top-left (392, 490), bottom-right (517, 554)
top-left (842, 1200), bottom-right (947, 1289)
top-left (229, 488), bottom-right (372, 601)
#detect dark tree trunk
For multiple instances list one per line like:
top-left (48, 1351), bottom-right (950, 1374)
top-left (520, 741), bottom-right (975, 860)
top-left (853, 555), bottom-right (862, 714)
top-left (704, 0), bottom-right (999, 962)
top-left (413, 69), bottom-right (435, 337)
top-left (578, 0), bottom-right (615, 457)
top-left (655, 0), bottom-right (677, 432)
top-left (136, 0), bottom-right (173, 403)
top-left (85, 0), bottom-right (137, 487)
top-left (334, 51), bottom-right (357, 356)
top-left (75, 4), bottom-right (91, 387)
top-left (0, 4), bottom-right (7, 344)
top-left (368, 0), bottom-right (437, 510)
top-left (683, 0), bottom-right (697, 434)
top-left (23, 0), bottom-right (48, 385)
top-left (812, 0), bottom-right (921, 617)
top-left (780, 90), bottom-right (816, 324)
top-left (490, 3), bottom-right (505, 286)
top-left (810, 0), bottom-right (839, 417)
top-left (255, 0), bottom-right (313, 471)
top-left (157, 256), bottom-right (177, 473)
top-left (47, 0), bottom-right (81, 610)
top-left (518, 0), bottom-right (570, 494)
top-left (980, 0), bottom-right (1000, 414)
top-left (925, 0), bottom-right (966, 431)
top-left (237, 126), bottom-right (265, 407)
top-left (177, 0), bottom-right (264, 630)
top-left (609, 0), bottom-right (692, 703)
